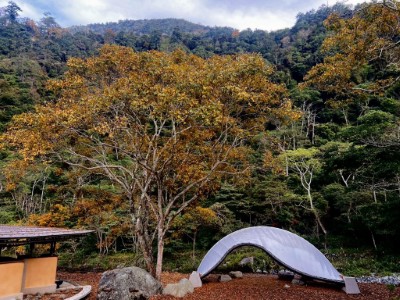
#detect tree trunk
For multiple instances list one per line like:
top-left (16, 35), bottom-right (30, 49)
top-left (155, 227), bottom-right (165, 280)
top-left (371, 230), bottom-right (377, 251)
top-left (312, 208), bottom-right (327, 236)
top-left (136, 216), bottom-right (155, 277)
top-left (192, 231), bottom-right (197, 264)
top-left (307, 189), bottom-right (327, 236)
top-left (137, 232), bottom-right (155, 276)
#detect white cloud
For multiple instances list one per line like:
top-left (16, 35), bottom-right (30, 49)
top-left (1, 0), bottom-right (370, 30)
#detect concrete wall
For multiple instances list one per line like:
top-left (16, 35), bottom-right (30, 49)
top-left (22, 257), bottom-right (57, 294)
top-left (0, 261), bottom-right (24, 300)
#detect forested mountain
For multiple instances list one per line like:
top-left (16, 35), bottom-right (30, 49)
top-left (0, 2), bottom-right (352, 130)
top-left (69, 18), bottom-right (210, 35)
top-left (0, 0), bottom-right (399, 277)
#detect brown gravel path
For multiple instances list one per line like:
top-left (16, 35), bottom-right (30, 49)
top-left (57, 271), bottom-right (400, 300)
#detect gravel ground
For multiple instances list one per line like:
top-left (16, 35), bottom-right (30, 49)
top-left (56, 271), bottom-right (400, 300)
top-left (356, 274), bottom-right (400, 285)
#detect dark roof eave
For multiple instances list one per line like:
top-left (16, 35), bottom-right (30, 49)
top-left (0, 225), bottom-right (94, 247)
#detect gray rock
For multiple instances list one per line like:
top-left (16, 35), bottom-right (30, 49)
top-left (239, 257), bottom-right (254, 266)
top-left (293, 274), bottom-right (302, 280)
top-left (291, 274), bottom-right (305, 285)
top-left (356, 274), bottom-right (400, 286)
top-left (163, 278), bottom-right (194, 298)
top-left (219, 274), bottom-right (232, 282)
top-left (291, 279), bottom-right (305, 285)
top-left (189, 271), bottom-right (202, 288)
top-left (229, 271), bottom-right (243, 279)
top-left (97, 267), bottom-right (162, 300)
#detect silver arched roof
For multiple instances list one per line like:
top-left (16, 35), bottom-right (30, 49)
top-left (197, 226), bottom-right (343, 283)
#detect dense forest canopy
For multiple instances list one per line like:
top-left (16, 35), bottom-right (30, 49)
top-left (0, 0), bottom-right (399, 276)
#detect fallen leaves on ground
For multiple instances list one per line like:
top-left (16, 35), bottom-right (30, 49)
top-left (57, 271), bottom-right (101, 300)
top-left (56, 271), bottom-right (400, 300)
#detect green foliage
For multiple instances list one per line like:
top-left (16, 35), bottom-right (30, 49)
top-left (326, 247), bottom-right (400, 277)
top-left (58, 250), bottom-right (144, 271)
top-left (214, 247), bottom-right (279, 274)
top-left (0, 205), bottom-right (16, 223)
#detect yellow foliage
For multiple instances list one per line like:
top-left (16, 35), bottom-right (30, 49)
top-left (28, 204), bottom-right (71, 227)
top-left (0, 46), bottom-right (298, 250)
top-left (304, 2), bottom-right (400, 104)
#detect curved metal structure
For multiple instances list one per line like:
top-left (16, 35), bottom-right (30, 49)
top-left (197, 226), bottom-right (343, 283)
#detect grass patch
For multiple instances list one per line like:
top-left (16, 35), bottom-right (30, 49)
top-left (325, 248), bottom-right (400, 277)
top-left (58, 251), bottom-right (146, 271)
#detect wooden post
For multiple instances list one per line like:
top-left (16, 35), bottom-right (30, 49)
top-left (50, 242), bottom-right (56, 255)
top-left (29, 243), bottom-right (35, 257)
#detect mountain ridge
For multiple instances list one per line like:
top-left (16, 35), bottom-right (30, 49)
top-left (68, 18), bottom-right (215, 36)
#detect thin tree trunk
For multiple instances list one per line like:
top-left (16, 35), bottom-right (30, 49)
top-left (307, 189), bottom-right (327, 235)
top-left (192, 231), bottom-right (197, 265)
top-left (371, 230), bottom-right (377, 251)
top-left (40, 175), bottom-right (47, 213)
top-left (155, 227), bottom-right (165, 280)
top-left (342, 108), bottom-right (349, 126)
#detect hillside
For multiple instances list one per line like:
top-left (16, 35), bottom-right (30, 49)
top-left (68, 18), bottom-right (211, 35)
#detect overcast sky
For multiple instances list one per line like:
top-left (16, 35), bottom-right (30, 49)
top-left (2, 0), bottom-right (368, 31)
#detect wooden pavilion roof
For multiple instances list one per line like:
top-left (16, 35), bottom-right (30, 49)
top-left (0, 225), bottom-right (93, 247)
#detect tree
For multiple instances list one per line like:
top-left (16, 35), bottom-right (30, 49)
top-left (278, 148), bottom-right (327, 236)
top-left (303, 1), bottom-right (400, 124)
top-left (172, 206), bottom-right (219, 264)
top-left (2, 45), bottom-right (297, 279)
top-left (4, 1), bottom-right (21, 24)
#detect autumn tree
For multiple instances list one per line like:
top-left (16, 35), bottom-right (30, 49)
top-left (303, 1), bottom-right (400, 124)
top-left (302, 1), bottom-right (400, 243)
top-left (2, 45), bottom-right (297, 279)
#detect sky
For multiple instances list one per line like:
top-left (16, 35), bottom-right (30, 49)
top-left (2, 0), bottom-right (368, 31)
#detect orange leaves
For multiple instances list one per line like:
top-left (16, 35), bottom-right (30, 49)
top-left (0, 45), bottom-right (298, 246)
top-left (0, 44), bottom-right (301, 274)
top-left (1, 44), bottom-right (296, 163)
top-left (303, 54), bottom-right (355, 94)
top-left (28, 204), bottom-right (71, 227)
top-left (263, 150), bottom-right (285, 175)
top-left (305, 2), bottom-right (400, 101)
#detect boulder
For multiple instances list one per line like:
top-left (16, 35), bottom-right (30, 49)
top-left (291, 278), bottom-right (305, 285)
top-left (163, 278), bottom-right (194, 298)
top-left (218, 274), bottom-right (232, 282)
top-left (239, 257), bottom-right (254, 266)
top-left (97, 267), bottom-right (162, 300)
top-left (292, 274), bottom-right (305, 285)
top-left (189, 271), bottom-right (202, 288)
top-left (229, 271), bottom-right (243, 279)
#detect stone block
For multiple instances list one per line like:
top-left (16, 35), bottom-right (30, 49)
top-left (229, 271), bottom-right (243, 279)
top-left (218, 275), bottom-right (232, 282)
top-left (163, 278), bottom-right (194, 298)
top-left (343, 276), bottom-right (360, 294)
top-left (189, 271), bottom-right (202, 288)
